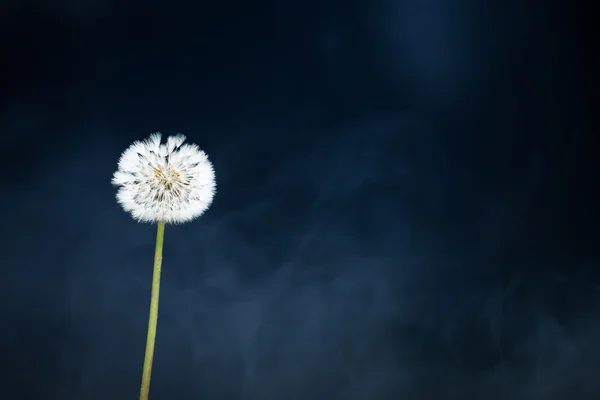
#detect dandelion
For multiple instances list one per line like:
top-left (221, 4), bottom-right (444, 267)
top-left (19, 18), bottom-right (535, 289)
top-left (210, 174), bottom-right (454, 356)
top-left (112, 132), bottom-right (216, 400)
top-left (112, 132), bottom-right (216, 224)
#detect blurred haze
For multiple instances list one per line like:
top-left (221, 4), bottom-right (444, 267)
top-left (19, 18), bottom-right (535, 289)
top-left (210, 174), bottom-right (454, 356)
top-left (0, 0), bottom-right (597, 399)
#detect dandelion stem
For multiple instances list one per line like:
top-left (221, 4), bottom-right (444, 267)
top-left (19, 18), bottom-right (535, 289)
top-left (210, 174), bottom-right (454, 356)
top-left (140, 220), bottom-right (165, 400)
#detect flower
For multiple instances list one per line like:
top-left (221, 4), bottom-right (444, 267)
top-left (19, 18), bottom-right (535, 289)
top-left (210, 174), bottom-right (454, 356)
top-left (112, 132), bottom-right (216, 224)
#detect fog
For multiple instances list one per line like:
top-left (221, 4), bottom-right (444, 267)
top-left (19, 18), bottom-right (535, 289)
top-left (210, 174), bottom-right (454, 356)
top-left (1, 0), bottom-right (597, 399)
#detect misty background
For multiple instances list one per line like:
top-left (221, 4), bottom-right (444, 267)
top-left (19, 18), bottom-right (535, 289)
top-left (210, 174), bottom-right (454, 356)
top-left (0, 0), bottom-right (597, 399)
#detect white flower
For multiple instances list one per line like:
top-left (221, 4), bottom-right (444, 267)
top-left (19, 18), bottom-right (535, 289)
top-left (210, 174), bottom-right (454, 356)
top-left (112, 133), bottom-right (216, 224)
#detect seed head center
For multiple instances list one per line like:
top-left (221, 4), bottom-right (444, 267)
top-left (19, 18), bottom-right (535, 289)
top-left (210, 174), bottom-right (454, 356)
top-left (154, 167), bottom-right (181, 191)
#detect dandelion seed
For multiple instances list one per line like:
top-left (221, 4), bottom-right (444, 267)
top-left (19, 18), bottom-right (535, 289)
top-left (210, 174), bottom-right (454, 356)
top-left (112, 132), bottom-right (216, 224)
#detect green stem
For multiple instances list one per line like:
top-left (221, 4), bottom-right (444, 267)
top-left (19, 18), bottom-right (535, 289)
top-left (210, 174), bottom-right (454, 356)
top-left (140, 220), bottom-right (165, 400)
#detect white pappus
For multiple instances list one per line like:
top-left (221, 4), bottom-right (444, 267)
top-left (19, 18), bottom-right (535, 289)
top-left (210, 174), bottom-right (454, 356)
top-left (112, 132), bottom-right (216, 224)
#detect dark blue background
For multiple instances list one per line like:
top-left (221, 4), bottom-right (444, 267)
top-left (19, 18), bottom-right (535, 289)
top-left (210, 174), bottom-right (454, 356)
top-left (1, 0), bottom-right (597, 399)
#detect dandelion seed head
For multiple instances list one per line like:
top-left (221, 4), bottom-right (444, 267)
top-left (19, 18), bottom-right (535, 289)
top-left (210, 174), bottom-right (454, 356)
top-left (112, 132), bottom-right (216, 224)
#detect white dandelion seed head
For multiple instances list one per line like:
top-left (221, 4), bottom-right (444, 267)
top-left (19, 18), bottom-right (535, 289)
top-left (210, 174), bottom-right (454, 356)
top-left (112, 132), bottom-right (216, 224)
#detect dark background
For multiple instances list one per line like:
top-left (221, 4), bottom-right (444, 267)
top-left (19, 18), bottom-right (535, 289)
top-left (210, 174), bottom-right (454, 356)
top-left (0, 0), bottom-right (597, 399)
